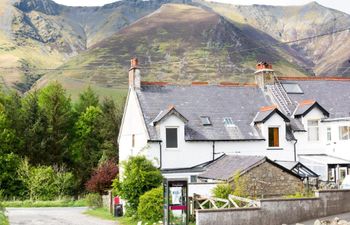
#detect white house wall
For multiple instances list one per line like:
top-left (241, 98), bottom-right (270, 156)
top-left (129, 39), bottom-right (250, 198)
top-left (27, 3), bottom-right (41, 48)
top-left (157, 115), bottom-right (213, 169)
top-left (119, 89), bottom-right (149, 165)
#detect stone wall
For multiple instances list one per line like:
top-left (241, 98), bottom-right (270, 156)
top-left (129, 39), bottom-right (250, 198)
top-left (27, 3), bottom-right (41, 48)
top-left (234, 161), bottom-right (303, 198)
top-left (196, 190), bottom-right (350, 225)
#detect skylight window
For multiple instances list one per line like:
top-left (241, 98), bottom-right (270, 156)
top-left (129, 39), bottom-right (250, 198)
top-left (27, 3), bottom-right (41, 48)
top-left (200, 116), bottom-right (211, 126)
top-left (223, 117), bottom-right (236, 127)
top-left (282, 83), bottom-right (303, 94)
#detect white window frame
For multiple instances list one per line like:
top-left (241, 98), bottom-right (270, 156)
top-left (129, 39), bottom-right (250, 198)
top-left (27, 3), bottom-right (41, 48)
top-left (267, 126), bottom-right (281, 149)
top-left (326, 127), bottom-right (332, 142)
top-left (165, 127), bottom-right (179, 150)
top-left (307, 119), bottom-right (319, 142)
top-left (339, 126), bottom-right (350, 141)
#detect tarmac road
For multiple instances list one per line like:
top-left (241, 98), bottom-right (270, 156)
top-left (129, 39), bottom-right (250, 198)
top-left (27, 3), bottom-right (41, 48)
top-left (6, 207), bottom-right (117, 225)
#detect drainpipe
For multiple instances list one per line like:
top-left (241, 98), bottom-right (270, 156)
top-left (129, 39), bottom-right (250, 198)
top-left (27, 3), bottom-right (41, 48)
top-left (212, 141), bottom-right (216, 161)
top-left (159, 142), bottom-right (162, 169)
top-left (293, 139), bottom-right (298, 162)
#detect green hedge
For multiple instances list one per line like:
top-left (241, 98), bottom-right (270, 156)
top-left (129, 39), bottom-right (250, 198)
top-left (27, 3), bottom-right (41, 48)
top-left (137, 186), bottom-right (163, 223)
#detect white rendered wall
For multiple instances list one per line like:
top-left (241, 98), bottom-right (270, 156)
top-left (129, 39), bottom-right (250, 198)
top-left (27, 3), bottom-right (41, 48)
top-left (118, 89), bottom-right (149, 167)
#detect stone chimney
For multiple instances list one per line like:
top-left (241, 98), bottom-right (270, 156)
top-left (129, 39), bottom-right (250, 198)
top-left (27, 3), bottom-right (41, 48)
top-left (129, 57), bottom-right (141, 90)
top-left (254, 62), bottom-right (274, 90)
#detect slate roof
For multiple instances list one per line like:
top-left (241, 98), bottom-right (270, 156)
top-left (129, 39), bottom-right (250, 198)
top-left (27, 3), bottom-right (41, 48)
top-left (281, 79), bottom-right (350, 118)
top-left (254, 107), bottom-right (290, 123)
top-left (137, 85), bottom-right (271, 141)
top-left (293, 100), bottom-right (329, 118)
top-left (198, 155), bottom-right (301, 181)
top-left (198, 155), bottom-right (266, 181)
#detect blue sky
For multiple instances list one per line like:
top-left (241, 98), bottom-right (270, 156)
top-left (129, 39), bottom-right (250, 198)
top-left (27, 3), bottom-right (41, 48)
top-left (52, 0), bottom-right (350, 14)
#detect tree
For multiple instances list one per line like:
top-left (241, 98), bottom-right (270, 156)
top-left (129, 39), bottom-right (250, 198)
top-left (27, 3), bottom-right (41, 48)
top-left (71, 106), bottom-right (104, 188)
top-left (0, 153), bottom-right (25, 198)
top-left (113, 156), bottom-right (163, 215)
top-left (99, 97), bottom-right (124, 161)
top-left (75, 86), bottom-right (99, 115)
top-left (85, 160), bottom-right (118, 194)
top-left (21, 91), bottom-right (48, 165)
top-left (38, 82), bottom-right (73, 165)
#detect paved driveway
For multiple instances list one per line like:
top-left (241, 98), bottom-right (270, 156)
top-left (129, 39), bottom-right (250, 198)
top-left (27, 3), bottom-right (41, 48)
top-left (6, 207), bottom-right (117, 225)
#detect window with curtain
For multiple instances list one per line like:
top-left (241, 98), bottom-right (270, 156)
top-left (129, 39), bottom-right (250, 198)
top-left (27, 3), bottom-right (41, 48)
top-left (268, 127), bottom-right (279, 147)
top-left (308, 120), bottom-right (319, 141)
top-left (339, 126), bottom-right (350, 140)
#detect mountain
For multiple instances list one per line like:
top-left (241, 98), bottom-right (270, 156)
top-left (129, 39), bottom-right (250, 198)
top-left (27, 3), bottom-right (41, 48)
top-left (199, 0), bottom-right (350, 76)
top-left (1, 0), bottom-right (350, 96)
top-left (40, 3), bottom-right (308, 92)
top-left (0, 0), bottom-right (182, 92)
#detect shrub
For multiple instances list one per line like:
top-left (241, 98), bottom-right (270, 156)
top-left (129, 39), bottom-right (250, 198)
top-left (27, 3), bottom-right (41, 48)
top-left (232, 172), bottom-right (248, 197)
top-left (137, 187), bottom-right (163, 223)
top-left (112, 156), bottom-right (163, 215)
top-left (85, 160), bottom-right (118, 194)
top-left (17, 159), bottom-right (74, 200)
top-left (212, 183), bottom-right (233, 199)
top-left (0, 153), bottom-right (25, 198)
top-left (85, 193), bottom-right (102, 208)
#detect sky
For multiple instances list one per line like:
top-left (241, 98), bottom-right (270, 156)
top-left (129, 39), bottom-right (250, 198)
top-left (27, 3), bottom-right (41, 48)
top-left (52, 0), bottom-right (350, 14)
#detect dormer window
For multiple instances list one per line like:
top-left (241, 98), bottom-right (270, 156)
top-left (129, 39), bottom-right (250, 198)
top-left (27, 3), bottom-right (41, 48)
top-left (200, 116), bottom-right (211, 126)
top-left (268, 127), bottom-right (279, 147)
top-left (166, 128), bottom-right (178, 148)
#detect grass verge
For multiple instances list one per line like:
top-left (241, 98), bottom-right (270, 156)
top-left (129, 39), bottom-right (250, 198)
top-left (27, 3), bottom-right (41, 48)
top-left (84, 207), bottom-right (116, 221)
top-left (3, 199), bottom-right (87, 208)
top-left (0, 211), bottom-right (9, 225)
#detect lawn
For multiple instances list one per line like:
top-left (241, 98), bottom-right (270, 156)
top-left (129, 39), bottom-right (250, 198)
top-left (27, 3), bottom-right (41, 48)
top-left (2, 199), bottom-right (87, 208)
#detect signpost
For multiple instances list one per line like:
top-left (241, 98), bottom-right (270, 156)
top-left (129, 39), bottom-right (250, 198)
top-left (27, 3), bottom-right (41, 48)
top-left (163, 178), bottom-right (189, 225)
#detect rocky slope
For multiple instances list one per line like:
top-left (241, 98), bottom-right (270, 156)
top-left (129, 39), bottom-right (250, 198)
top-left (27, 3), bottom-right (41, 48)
top-left (1, 0), bottom-right (350, 95)
top-left (40, 3), bottom-right (307, 91)
top-left (198, 1), bottom-right (350, 76)
top-left (0, 0), bottom-right (182, 92)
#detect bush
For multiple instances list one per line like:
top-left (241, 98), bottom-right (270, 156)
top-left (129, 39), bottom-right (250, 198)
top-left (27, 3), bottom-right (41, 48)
top-left (232, 172), bottom-right (248, 197)
top-left (85, 160), bottom-right (118, 194)
top-left (212, 183), bottom-right (233, 199)
top-left (137, 187), bottom-right (163, 223)
top-left (17, 159), bottom-right (74, 200)
top-left (112, 156), bottom-right (163, 215)
top-left (85, 193), bottom-right (102, 208)
top-left (0, 153), bottom-right (25, 198)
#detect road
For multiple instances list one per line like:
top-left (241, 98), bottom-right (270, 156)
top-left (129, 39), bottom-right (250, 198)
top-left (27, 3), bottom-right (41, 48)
top-left (6, 207), bottom-right (117, 225)
top-left (297, 212), bottom-right (350, 225)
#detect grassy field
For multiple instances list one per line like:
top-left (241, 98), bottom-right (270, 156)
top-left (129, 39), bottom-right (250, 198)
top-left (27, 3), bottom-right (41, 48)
top-left (2, 199), bottom-right (87, 208)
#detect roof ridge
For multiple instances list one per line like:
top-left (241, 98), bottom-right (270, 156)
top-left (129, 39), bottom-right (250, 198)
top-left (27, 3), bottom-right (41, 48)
top-left (141, 81), bottom-right (258, 87)
top-left (278, 76), bottom-right (350, 81)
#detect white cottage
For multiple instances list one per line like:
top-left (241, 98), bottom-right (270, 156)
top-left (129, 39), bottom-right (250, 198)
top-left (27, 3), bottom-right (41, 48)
top-left (118, 59), bottom-right (350, 184)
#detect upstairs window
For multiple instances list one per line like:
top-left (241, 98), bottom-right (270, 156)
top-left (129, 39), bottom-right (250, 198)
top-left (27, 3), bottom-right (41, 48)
top-left (339, 126), bottom-right (350, 140)
top-left (268, 127), bottom-right (279, 147)
top-left (308, 120), bottom-right (319, 141)
top-left (166, 128), bottom-right (178, 148)
top-left (327, 127), bottom-right (332, 142)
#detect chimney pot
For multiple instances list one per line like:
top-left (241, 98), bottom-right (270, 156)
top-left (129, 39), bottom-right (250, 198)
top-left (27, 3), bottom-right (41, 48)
top-left (131, 58), bottom-right (138, 68)
top-left (129, 57), bottom-right (141, 90)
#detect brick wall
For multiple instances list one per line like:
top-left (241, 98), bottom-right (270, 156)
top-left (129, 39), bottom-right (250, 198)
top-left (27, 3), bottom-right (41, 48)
top-left (234, 161), bottom-right (303, 198)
